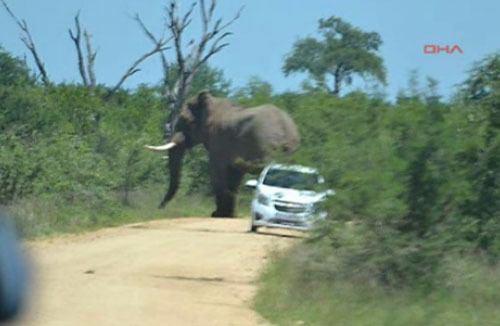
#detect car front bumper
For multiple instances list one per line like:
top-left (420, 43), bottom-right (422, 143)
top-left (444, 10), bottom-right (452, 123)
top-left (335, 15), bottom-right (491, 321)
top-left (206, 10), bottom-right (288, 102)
top-left (251, 200), bottom-right (326, 231)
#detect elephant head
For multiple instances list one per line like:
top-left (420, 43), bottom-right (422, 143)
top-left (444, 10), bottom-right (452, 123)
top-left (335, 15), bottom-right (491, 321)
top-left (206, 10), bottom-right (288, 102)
top-left (145, 91), bottom-right (212, 208)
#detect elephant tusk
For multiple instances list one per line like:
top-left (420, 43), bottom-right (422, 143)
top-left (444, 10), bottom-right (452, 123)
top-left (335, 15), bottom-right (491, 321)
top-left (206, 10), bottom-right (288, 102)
top-left (144, 142), bottom-right (177, 151)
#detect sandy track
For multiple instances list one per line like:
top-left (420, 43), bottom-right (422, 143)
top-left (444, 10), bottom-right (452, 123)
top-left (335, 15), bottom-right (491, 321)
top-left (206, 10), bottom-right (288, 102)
top-left (16, 218), bottom-right (299, 326)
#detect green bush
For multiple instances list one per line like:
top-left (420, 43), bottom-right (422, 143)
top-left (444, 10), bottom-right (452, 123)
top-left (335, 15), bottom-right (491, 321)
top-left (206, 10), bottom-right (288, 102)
top-left (255, 245), bottom-right (500, 326)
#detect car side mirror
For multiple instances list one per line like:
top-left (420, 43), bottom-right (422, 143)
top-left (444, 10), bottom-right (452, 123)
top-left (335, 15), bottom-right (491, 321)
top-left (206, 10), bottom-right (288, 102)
top-left (245, 179), bottom-right (258, 188)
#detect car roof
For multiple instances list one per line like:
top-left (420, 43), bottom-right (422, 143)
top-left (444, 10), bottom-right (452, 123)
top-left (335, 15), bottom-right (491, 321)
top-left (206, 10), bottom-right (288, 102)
top-left (267, 164), bottom-right (318, 174)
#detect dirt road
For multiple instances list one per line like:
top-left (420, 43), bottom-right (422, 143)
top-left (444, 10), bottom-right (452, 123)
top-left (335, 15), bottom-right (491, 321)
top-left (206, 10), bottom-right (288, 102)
top-left (17, 218), bottom-right (299, 326)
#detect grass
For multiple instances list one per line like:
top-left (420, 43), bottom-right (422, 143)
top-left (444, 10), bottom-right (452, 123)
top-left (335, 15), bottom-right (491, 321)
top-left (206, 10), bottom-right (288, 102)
top-left (254, 245), bottom-right (500, 326)
top-left (5, 185), bottom-right (253, 239)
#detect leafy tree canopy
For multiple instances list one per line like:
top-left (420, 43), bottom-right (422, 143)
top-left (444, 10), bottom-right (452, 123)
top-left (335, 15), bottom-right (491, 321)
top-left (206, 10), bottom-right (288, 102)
top-left (0, 46), bottom-right (34, 87)
top-left (461, 52), bottom-right (499, 103)
top-left (162, 63), bottom-right (231, 99)
top-left (233, 76), bottom-right (273, 106)
top-left (283, 16), bottom-right (386, 96)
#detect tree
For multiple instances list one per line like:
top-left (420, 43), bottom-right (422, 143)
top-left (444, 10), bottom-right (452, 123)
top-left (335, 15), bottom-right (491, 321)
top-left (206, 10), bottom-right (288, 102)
top-left (424, 77), bottom-right (441, 104)
top-left (163, 63), bottom-right (232, 98)
top-left (283, 16), bottom-right (386, 96)
top-left (1, 0), bottom-right (49, 86)
top-left (68, 12), bottom-right (97, 89)
top-left (1, 0), bottom-right (241, 111)
top-left (462, 52), bottom-right (499, 103)
top-left (1, 1), bottom-right (167, 94)
top-left (233, 76), bottom-right (273, 105)
top-left (460, 53), bottom-right (500, 253)
top-left (0, 46), bottom-right (33, 86)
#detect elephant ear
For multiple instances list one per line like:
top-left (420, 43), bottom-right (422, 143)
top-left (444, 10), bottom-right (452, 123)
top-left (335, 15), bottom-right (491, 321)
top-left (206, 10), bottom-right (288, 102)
top-left (192, 90), bottom-right (211, 122)
top-left (197, 90), bottom-right (211, 107)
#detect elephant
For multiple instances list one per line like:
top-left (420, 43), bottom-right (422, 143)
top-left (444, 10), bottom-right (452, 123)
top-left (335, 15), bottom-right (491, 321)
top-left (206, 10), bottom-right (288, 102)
top-left (145, 91), bottom-right (300, 217)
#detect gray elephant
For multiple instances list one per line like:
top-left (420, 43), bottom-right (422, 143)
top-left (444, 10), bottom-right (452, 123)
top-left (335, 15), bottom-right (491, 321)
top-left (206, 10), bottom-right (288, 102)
top-left (146, 91), bottom-right (300, 217)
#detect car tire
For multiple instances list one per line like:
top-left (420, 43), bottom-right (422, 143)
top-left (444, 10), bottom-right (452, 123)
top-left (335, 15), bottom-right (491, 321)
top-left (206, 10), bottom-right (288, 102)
top-left (250, 224), bottom-right (259, 232)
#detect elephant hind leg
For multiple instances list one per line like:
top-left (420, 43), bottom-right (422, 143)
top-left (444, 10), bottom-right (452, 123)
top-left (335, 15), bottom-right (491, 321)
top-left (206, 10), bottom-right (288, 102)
top-left (211, 191), bottom-right (226, 217)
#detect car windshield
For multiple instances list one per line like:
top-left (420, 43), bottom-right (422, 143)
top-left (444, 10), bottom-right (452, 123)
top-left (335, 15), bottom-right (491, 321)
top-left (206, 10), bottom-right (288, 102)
top-left (263, 168), bottom-right (319, 191)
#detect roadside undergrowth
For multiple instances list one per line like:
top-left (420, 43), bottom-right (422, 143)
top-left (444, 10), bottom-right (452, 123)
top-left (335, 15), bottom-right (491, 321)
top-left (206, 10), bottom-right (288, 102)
top-left (255, 244), bottom-right (500, 326)
top-left (5, 185), bottom-right (253, 239)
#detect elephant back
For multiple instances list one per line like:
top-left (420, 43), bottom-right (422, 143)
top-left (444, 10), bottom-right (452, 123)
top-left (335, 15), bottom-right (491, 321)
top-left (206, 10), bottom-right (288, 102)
top-left (248, 104), bottom-right (300, 154)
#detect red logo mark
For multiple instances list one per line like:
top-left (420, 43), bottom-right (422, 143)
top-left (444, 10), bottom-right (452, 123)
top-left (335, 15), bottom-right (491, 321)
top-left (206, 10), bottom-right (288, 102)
top-left (424, 44), bottom-right (463, 55)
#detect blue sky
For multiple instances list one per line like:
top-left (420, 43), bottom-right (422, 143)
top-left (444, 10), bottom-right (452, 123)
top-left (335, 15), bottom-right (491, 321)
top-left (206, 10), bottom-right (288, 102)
top-left (1, 0), bottom-right (498, 100)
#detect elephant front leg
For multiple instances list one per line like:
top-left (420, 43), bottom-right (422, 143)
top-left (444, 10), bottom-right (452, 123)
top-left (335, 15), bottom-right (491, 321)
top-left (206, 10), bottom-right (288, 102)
top-left (211, 191), bottom-right (228, 218)
top-left (210, 162), bottom-right (228, 217)
top-left (211, 184), bottom-right (235, 218)
top-left (210, 166), bottom-right (244, 218)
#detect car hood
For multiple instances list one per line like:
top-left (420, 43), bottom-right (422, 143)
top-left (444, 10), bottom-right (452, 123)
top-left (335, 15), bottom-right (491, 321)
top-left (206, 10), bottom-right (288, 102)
top-left (258, 185), bottom-right (326, 204)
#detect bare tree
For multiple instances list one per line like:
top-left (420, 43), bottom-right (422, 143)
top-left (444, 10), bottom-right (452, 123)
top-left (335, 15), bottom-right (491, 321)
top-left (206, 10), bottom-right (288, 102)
top-left (134, 14), bottom-right (170, 89)
top-left (2, 1), bottom-right (168, 96)
top-left (1, 0), bottom-right (50, 86)
top-left (68, 12), bottom-right (97, 89)
top-left (105, 39), bottom-right (170, 99)
top-left (69, 12), bottom-right (89, 86)
top-left (84, 31), bottom-right (97, 88)
top-left (2, 0), bottom-right (241, 107)
top-left (137, 0), bottom-right (243, 133)
top-left (68, 10), bottom-right (168, 97)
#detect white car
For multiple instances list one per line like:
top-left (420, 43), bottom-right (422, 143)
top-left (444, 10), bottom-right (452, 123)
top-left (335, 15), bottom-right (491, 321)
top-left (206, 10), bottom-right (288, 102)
top-left (245, 164), bottom-right (334, 232)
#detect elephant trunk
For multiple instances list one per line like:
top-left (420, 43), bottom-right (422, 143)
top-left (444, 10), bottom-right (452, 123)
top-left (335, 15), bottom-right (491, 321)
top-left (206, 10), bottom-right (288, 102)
top-left (159, 145), bottom-right (186, 209)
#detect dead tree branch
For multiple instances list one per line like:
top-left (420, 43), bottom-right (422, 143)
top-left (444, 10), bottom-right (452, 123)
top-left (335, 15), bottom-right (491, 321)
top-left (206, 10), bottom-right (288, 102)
top-left (134, 14), bottom-right (171, 87)
top-left (69, 12), bottom-right (97, 89)
top-left (69, 12), bottom-right (89, 86)
top-left (104, 12), bottom-right (172, 99)
top-left (1, 0), bottom-right (50, 86)
top-left (106, 41), bottom-right (169, 99)
top-left (84, 31), bottom-right (97, 88)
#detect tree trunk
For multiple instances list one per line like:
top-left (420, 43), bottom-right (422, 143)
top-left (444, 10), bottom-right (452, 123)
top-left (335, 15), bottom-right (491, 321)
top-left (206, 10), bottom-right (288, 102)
top-left (332, 67), bottom-right (341, 96)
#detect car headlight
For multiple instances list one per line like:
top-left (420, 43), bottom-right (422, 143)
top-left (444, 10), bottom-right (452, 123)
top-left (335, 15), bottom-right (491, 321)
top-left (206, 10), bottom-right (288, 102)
top-left (257, 194), bottom-right (271, 206)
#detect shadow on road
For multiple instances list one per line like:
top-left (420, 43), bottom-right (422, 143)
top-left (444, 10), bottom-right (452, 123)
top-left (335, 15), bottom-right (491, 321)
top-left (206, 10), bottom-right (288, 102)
top-left (181, 227), bottom-right (305, 239)
top-left (250, 230), bottom-right (305, 239)
top-left (151, 275), bottom-right (248, 285)
top-left (124, 218), bottom-right (305, 239)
